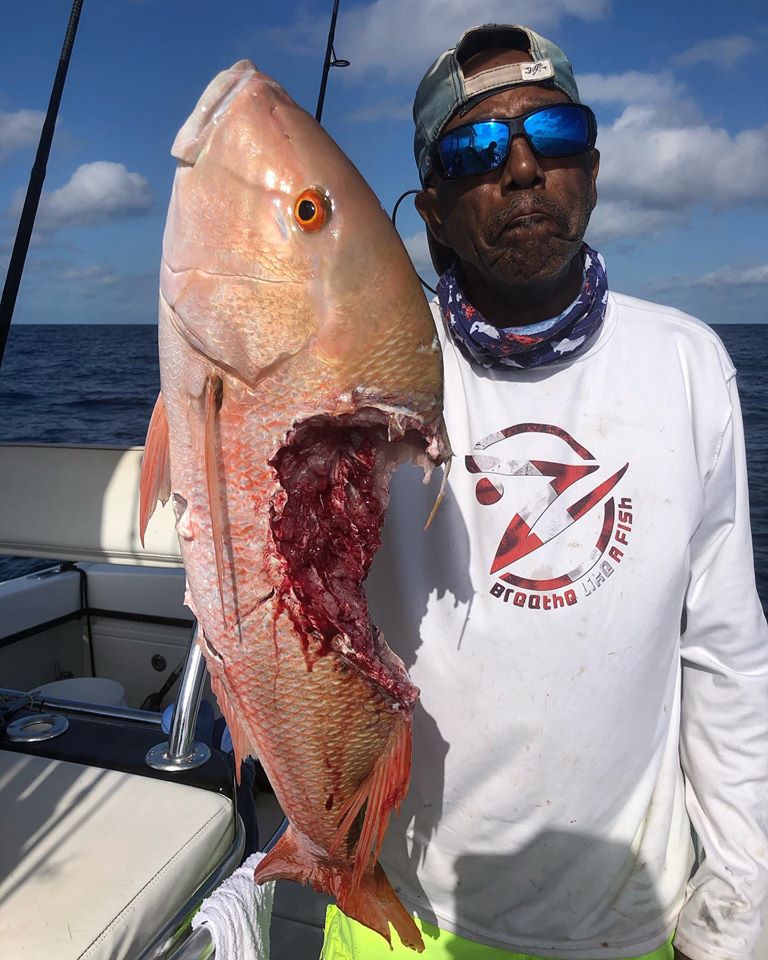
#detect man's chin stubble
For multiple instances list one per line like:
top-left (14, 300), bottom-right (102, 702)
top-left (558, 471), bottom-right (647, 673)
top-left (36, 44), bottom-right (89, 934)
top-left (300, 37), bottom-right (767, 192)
top-left (484, 235), bottom-right (580, 287)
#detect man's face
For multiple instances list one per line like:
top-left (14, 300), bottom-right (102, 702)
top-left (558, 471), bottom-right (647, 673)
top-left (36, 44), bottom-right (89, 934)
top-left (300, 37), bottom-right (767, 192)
top-left (419, 49), bottom-right (600, 289)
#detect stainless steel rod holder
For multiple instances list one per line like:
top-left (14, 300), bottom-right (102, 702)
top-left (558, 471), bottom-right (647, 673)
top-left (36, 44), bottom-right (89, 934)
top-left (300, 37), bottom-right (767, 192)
top-left (146, 624), bottom-right (211, 772)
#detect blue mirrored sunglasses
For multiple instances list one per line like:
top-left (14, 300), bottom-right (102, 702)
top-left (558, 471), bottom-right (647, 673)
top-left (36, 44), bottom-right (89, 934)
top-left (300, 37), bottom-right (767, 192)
top-left (434, 104), bottom-right (597, 180)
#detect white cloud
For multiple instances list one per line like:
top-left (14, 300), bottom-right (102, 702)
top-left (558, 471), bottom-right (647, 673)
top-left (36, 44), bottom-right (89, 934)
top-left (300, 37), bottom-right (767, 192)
top-left (10, 161), bottom-right (153, 231)
top-left (349, 98), bottom-right (412, 123)
top-left (583, 72), bottom-right (768, 243)
top-left (579, 71), bottom-right (686, 108)
top-left (673, 35), bottom-right (756, 69)
top-left (11, 257), bottom-right (158, 318)
top-left (402, 230), bottom-right (436, 281)
top-left (0, 109), bottom-right (45, 160)
top-left (586, 201), bottom-right (683, 245)
top-left (58, 264), bottom-right (121, 287)
top-left (344, 0), bottom-right (610, 78)
top-left (663, 264), bottom-right (768, 289)
top-left (54, 264), bottom-right (157, 304)
top-left (272, 0), bottom-right (610, 81)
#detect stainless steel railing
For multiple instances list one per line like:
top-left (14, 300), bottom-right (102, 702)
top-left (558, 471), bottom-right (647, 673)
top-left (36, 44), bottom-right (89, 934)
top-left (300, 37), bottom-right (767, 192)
top-left (146, 624), bottom-right (212, 772)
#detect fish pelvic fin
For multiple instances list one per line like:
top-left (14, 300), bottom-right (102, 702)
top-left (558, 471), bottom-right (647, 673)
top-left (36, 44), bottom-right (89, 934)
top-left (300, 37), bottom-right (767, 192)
top-left (139, 392), bottom-right (171, 546)
top-left (254, 825), bottom-right (424, 952)
top-left (330, 714), bottom-right (412, 895)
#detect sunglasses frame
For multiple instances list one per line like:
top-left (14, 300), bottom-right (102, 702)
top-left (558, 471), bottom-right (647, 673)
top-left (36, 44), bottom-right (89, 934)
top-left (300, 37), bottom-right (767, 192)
top-left (432, 103), bottom-right (598, 181)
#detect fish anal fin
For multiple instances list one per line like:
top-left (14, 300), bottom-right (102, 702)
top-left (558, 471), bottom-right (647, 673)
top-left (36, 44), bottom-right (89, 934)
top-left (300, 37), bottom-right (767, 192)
top-left (254, 826), bottom-right (423, 952)
top-left (330, 716), bottom-right (412, 894)
top-left (208, 670), bottom-right (255, 783)
top-left (140, 392), bottom-right (171, 547)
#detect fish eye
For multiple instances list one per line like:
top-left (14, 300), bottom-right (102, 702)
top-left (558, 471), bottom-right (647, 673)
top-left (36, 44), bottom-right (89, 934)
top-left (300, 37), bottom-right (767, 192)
top-left (294, 188), bottom-right (330, 232)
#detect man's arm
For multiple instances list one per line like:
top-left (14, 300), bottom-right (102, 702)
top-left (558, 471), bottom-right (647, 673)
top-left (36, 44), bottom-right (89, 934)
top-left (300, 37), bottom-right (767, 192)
top-left (675, 376), bottom-right (768, 960)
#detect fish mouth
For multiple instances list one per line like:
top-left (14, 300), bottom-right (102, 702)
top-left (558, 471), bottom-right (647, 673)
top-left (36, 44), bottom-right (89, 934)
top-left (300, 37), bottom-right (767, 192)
top-left (268, 409), bottom-right (448, 704)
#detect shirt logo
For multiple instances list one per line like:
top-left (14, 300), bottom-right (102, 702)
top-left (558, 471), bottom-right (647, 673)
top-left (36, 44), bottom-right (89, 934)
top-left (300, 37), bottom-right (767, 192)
top-left (465, 423), bottom-right (634, 611)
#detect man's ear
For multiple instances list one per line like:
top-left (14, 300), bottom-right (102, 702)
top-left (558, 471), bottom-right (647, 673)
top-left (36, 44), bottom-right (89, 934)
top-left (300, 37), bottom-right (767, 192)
top-left (589, 148), bottom-right (600, 210)
top-left (415, 186), bottom-right (455, 275)
top-left (415, 185), bottom-right (448, 245)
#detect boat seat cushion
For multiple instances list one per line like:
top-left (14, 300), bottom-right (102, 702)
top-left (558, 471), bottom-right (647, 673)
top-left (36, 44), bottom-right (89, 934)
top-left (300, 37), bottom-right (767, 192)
top-left (0, 750), bottom-right (234, 960)
top-left (0, 444), bottom-right (181, 566)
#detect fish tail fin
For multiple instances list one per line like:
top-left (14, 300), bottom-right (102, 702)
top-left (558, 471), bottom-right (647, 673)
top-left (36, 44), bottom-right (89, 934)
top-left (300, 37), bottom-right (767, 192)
top-left (254, 824), bottom-right (311, 884)
top-left (331, 715), bottom-right (412, 891)
top-left (140, 392), bottom-right (171, 546)
top-left (339, 862), bottom-right (424, 953)
top-left (254, 826), bottom-right (424, 952)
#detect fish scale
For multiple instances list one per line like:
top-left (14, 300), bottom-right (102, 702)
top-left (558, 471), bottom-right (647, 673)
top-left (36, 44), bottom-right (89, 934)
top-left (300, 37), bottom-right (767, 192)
top-left (140, 59), bottom-right (451, 952)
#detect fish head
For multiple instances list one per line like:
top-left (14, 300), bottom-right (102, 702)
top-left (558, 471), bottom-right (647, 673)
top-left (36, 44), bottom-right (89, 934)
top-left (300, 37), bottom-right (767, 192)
top-left (161, 60), bottom-right (443, 431)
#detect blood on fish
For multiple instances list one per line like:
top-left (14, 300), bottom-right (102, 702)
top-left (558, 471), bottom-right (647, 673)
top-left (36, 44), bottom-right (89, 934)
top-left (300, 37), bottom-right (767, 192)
top-left (270, 422), bottom-right (385, 653)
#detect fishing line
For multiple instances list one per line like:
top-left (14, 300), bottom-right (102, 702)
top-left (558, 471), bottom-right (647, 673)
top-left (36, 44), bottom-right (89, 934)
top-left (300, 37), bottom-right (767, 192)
top-left (391, 190), bottom-right (437, 295)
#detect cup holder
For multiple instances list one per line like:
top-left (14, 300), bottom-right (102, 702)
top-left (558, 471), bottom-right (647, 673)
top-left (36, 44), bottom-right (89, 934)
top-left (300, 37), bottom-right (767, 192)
top-left (6, 713), bottom-right (69, 742)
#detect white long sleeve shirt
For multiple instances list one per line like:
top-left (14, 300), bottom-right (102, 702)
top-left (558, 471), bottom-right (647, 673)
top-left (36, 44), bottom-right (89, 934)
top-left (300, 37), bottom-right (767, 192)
top-left (366, 291), bottom-right (768, 959)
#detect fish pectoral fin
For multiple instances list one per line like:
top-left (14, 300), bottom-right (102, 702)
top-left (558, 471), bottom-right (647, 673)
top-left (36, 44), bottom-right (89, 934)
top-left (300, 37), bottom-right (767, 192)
top-left (139, 392), bottom-right (171, 546)
top-left (330, 716), bottom-right (412, 894)
top-left (254, 827), bottom-right (424, 952)
top-left (204, 374), bottom-right (231, 618)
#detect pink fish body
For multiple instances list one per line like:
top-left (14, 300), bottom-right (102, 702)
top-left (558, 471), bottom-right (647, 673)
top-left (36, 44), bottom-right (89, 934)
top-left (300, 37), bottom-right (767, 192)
top-left (141, 61), bottom-right (450, 951)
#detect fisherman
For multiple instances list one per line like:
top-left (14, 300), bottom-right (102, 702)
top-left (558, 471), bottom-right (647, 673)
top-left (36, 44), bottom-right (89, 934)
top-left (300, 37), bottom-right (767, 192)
top-left (321, 23), bottom-right (768, 960)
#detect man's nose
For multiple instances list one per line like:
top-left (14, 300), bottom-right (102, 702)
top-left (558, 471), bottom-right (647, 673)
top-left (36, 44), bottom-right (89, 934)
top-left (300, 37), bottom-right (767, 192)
top-left (501, 135), bottom-right (545, 191)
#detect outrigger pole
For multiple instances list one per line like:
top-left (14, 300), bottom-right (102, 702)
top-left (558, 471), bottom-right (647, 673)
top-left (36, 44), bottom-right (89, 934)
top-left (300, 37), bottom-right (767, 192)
top-left (0, 0), bottom-right (84, 369)
top-left (315, 0), bottom-right (349, 123)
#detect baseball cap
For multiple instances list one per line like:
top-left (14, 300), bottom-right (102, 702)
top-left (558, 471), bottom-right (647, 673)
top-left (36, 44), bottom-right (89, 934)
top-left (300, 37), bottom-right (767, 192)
top-left (414, 24), bottom-right (581, 184)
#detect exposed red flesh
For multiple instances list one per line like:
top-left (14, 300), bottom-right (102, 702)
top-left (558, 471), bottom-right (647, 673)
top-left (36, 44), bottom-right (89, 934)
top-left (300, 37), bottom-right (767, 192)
top-left (269, 418), bottom-right (418, 706)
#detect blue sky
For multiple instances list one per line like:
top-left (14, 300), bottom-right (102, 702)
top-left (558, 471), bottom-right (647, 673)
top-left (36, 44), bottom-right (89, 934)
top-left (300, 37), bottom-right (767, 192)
top-left (1, 0), bottom-right (766, 325)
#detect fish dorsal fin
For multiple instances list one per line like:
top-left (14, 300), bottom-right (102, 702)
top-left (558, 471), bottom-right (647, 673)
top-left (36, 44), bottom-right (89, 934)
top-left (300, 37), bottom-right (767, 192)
top-left (139, 392), bottom-right (171, 546)
top-left (330, 716), bottom-right (412, 894)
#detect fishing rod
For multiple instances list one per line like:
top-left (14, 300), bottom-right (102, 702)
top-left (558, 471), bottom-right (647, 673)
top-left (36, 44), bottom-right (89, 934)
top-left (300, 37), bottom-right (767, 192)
top-left (314, 1), bottom-right (438, 294)
top-left (315, 0), bottom-right (349, 123)
top-left (0, 0), bottom-right (85, 370)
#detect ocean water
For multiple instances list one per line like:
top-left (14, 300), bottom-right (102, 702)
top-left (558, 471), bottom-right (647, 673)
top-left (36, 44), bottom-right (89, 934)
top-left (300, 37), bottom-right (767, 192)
top-left (0, 323), bottom-right (766, 611)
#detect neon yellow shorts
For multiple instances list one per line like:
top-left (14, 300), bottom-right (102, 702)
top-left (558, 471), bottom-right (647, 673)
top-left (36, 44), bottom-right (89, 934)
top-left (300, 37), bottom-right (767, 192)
top-left (319, 905), bottom-right (674, 960)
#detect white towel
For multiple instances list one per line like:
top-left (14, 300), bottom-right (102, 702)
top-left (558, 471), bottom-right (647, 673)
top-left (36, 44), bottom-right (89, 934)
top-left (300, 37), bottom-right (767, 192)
top-left (192, 852), bottom-right (275, 960)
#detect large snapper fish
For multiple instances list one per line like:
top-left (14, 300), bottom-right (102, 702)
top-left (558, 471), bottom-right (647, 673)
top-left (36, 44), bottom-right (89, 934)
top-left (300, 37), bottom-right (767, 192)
top-left (139, 61), bottom-right (449, 950)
